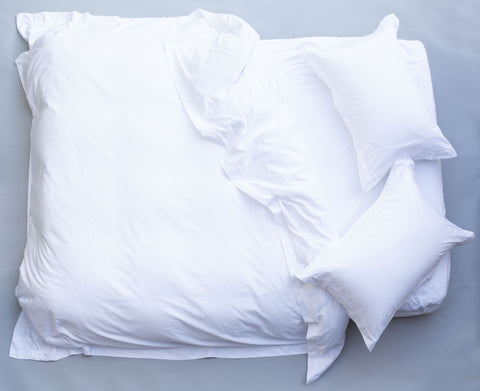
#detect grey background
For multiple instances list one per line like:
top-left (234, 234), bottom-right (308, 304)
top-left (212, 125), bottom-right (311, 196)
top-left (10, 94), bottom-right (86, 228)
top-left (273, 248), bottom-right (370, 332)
top-left (1, 0), bottom-right (478, 390)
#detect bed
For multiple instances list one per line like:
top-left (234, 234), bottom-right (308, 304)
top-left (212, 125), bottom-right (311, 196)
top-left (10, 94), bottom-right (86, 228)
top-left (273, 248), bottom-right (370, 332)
top-left (2, 3), bottom-right (479, 390)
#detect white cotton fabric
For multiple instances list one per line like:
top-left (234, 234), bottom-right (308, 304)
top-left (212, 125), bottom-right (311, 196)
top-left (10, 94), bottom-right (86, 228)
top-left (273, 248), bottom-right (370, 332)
top-left (302, 14), bottom-right (456, 192)
top-left (165, 27), bottom-right (350, 383)
top-left (10, 10), bottom-right (465, 384)
top-left (262, 36), bottom-right (453, 316)
top-left (296, 156), bottom-right (474, 351)
top-left (12, 7), bottom-right (308, 363)
top-left (11, 10), bottom-right (349, 384)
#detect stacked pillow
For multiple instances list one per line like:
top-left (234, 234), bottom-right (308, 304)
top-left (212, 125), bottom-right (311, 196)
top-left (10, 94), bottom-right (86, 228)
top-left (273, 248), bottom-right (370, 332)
top-left (302, 14), bottom-right (456, 192)
top-left (297, 14), bottom-right (474, 349)
top-left (297, 156), bottom-right (474, 350)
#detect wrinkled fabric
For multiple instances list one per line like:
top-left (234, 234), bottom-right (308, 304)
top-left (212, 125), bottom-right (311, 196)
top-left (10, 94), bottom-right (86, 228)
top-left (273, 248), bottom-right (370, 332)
top-left (165, 24), bottom-right (349, 382)
top-left (11, 10), bottom-right (349, 384)
top-left (296, 156), bottom-right (474, 350)
top-left (12, 8), bottom-right (312, 365)
top-left (10, 9), bottom-right (460, 385)
top-left (301, 14), bottom-right (456, 193)
top-left (262, 37), bottom-right (453, 316)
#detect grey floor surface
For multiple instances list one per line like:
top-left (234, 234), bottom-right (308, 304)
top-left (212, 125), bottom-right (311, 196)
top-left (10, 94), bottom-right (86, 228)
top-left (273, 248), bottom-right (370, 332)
top-left (1, 0), bottom-right (479, 390)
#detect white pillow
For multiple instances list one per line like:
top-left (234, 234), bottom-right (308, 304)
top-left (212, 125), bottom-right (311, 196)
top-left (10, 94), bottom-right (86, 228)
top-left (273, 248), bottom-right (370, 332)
top-left (263, 38), bottom-right (453, 317)
top-left (296, 156), bottom-right (474, 351)
top-left (302, 14), bottom-right (456, 192)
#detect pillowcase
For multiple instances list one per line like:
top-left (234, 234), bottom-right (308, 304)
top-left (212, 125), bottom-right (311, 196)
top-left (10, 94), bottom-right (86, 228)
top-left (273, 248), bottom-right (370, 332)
top-left (296, 156), bottom-right (474, 351)
top-left (263, 37), bottom-right (453, 318)
top-left (302, 14), bottom-right (456, 192)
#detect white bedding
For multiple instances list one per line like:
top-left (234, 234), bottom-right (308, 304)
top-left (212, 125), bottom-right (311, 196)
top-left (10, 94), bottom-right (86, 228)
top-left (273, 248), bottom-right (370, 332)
top-left (10, 10), bottom-right (473, 384)
top-left (264, 37), bottom-right (452, 316)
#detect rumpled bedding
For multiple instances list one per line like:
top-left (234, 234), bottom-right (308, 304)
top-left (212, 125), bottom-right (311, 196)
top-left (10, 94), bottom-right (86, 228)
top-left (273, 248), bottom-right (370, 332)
top-left (9, 9), bottom-right (474, 383)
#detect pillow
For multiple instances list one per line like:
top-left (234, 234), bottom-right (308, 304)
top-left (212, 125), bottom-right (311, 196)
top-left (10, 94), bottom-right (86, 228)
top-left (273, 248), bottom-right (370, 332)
top-left (263, 38), bottom-right (453, 317)
top-left (302, 14), bottom-right (456, 192)
top-left (296, 156), bottom-right (474, 351)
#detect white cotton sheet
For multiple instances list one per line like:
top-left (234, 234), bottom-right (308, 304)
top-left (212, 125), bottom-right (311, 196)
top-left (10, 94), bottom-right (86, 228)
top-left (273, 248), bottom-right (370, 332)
top-left (10, 10), bottom-right (348, 384)
top-left (165, 23), bottom-right (350, 382)
top-left (10, 9), bottom-right (455, 385)
top-left (12, 9), bottom-right (308, 359)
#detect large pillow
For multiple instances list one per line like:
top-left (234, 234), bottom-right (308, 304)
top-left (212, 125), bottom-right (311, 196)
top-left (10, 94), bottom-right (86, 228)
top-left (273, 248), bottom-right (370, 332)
top-left (302, 14), bottom-right (456, 192)
top-left (296, 156), bottom-right (474, 350)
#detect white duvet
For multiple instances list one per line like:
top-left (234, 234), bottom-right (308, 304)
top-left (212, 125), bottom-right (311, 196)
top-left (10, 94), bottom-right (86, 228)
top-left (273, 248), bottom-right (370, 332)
top-left (10, 10), bottom-right (472, 383)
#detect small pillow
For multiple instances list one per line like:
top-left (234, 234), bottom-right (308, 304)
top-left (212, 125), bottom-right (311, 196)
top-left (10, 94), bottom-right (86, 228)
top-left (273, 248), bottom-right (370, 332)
top-left (302, 14), bottom-right (456, 192)
top-left (296, 156), bottom-right (474, 351)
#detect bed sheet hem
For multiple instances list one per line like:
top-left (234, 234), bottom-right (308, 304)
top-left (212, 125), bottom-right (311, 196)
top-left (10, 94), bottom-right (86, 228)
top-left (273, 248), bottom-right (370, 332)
top-left (10, 311), bottom-right (308, 362)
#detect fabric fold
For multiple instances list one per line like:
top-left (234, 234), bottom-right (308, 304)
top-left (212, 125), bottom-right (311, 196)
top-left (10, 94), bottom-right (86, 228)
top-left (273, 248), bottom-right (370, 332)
top-left (164, 10), bottom-right (348, 383)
